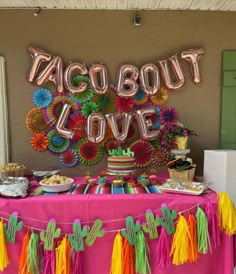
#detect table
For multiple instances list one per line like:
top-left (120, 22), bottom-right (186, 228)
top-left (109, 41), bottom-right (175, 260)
top-left (0, 175), bottom-right (235, 274)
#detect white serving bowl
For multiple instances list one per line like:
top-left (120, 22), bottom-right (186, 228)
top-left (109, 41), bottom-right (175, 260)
top-left (39, 178), bottom-right (74, 193)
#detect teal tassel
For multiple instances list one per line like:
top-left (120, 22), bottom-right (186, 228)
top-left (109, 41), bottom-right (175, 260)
top-left (135, 230), bottom-right (151, 274)
top-left (27, 231), bottom-right (41, 274)
top-left (196, 207), bottom-right (212, 254)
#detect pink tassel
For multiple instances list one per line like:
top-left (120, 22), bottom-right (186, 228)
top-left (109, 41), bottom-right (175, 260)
top-left (42, 250), bottom-right (56, 274)
top-left (156, 226), bottom-right (172, 268)
top-left (205, 202), bottom-right (221, 249)
top-left (71, 249), bottom-right (83, 274)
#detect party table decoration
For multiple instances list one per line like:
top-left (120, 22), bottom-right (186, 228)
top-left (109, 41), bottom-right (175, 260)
top-left (0, 220), bottom-right (9, 271)
top-left (56, 236), bottom-right (71, 274)
top-left (116, 95), bottom-right (135, 112)
top-left (133, 88), bottom-right (148, 106)
top-left (85, 219), bottom-right (105, 247)
top-left (4, 212), bottom-right (23, 243)
top-left (33, 88), bottom-right (52, 107)
top-left (142, 209), bottom-right (160, 240)
top-left (28, 230), bottom-right (41, 274)
top-left (94, 86), bottom-right (116, 114)
top-left (19, 230), bottom-right (30, 274)
top-left (40, 218), bottom-right (61, 251)
top-left (160, 106), bottom-right (178, 125)
top-left (121, 216), bottom-right (141, 245)
top-left (156, 226), bottom-right (172, 268)
top-left (81, 101), bottom-right (99, 118)
top-left (68, 112), bottom-right (87, 141)
top-left (187, 213), bottom-right (199, 263)
top-left (157, 204), bottom-right (177, 235)
top-left (69, 219), bottom-right (88, 252)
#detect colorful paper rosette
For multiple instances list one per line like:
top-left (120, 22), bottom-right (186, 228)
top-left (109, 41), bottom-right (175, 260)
top-left (69, 75), bottom-right (94, 103)
top-left (26, 107), bottom-right (49, 134)
top-left (68, 112), bottom-right (87, 141)
top-left (130, 140), bottom-right (154, 168)
top-left (134, 88), bottom-right (148, 107)
top-left (151, 146), bottom-right (171, 166)
top-left (117, 119), bottom-right (140, 144)
top-left (59, 149), bottom-right (79, 167)
top-left (150, 86), bottom-right (169, 107)
top-left (47, 129), bottom-right (70, 154)
top-left (81, 101), bottom-right (99, 118)
top-left (30, 133), bottom-right (49, 152)
top-left (105, 139), bottom-right (119, 153)
top-left (32, 88), bottom-right (52, 108)
top-left (43, 95), bottom-right (78, 126)
top-left (160, 106), bottom-right (178, 125)
top-left (93, 86), bottom-right (116, 114)
top-left (116, 96), bottom-right (135, 112)
top-left (77, 138), bottom-right (104, 165)
top-left (150, 107), bottom-right (161, 129)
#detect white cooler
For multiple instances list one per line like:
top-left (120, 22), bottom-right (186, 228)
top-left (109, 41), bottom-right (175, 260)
top-left (203, 149), bottom-right (236, 204)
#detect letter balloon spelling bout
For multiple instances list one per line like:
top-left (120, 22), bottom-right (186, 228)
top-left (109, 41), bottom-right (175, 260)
top-left (140, 63), bottom-right (160, 95)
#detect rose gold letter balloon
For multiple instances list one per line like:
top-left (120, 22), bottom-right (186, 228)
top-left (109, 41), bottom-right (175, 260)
top-left (136, 107), bottom-right (160, 140)
top-left (36, 56), bottom-right (64, 93)
top-left (64, 63), bottom-right (88, 94)
top-left (105, 112), bottom-right (133, 142)
top-left (27, 47), bottom-right (52, 83)
top-left (89, 64), bottom-right (109, 95)
top-left (140, 63), bottom-right (160, 95)
top-left (86, 112), bottom-right (106, 143)
top-left (181, 48), bottom-right (205, 83)
top-left (56, 103), bottom-right (74, 139)
top-left (117, 64), bottom-right (139, 97)
top-left (158, 54), bottom-right (185, 90)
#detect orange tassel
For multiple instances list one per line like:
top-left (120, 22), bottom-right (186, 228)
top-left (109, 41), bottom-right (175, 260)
top-left (188, 213), bottom-right (199, 263)
top-left (122, 238), bottom-right (135, 274)
top-left (19, 230), bottom-right (31, 274)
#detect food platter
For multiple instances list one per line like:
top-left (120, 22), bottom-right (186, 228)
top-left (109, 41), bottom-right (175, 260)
top-left (159, 179), bottom-right (207, 196)
top-left (39, 175), bottom-right (74, 192)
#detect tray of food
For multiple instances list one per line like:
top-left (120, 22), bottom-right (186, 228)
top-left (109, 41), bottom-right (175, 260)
top-left (159, 179), bottom-right (207, 195)
top-left (0, 177), bottom-right (29, 197)
top-left (39, 174), bottom-right (74, 192)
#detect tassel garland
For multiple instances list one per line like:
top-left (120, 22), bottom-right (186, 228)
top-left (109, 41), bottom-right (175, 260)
top-left (56, 236), bottom-right (70, 274)
top-left (27, 231), bottom-right (41, 274)
top-left (156, 226), bottom-right (172, 268)
top-left (71, 249), bottom-right (83, 274)
top-left (110, 231), bottom-right (123, 274)
top-left (0, 220), bottom-right (9, 271)
top-left (187, 213), bottom-right (199, 263)
top-left (19, 230), bottom-right (30, 274)
top-left (122, 238), bottom-right (135, 274)
top-left (42, 250), bottom-right (56, 274)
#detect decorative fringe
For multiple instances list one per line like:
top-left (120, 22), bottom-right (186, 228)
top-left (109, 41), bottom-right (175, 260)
top-left (196, 207), bottom-right (211, 254)
top-left (170, 214), bottom-right (189, 265)
top-left (135, 230), bottom-right (151, 274)
top-left (205, 202), bottom-right (221, 249)
top-left (156, 226), bottom-right (172, 268)
top-left (56, 236), bottom-right (70, 274)
top-left (71, 249), bottom-right (83, 274)
top-left (110, 231), bottom-right (123, 274)
top-left (0, 219), bottom-right (10, 271)
top-left (218, 192), bottom-right (236, 235)
top-left (27, 230), bottom-right (41, 274)
top-left (187, 213), bottom-right (199, 263)
top-left (42, 250), bottom-right (56, 274)
top-left (19, 230), bottom-right (30, 274)
top-left (122, 238), bottom-right (135, 274)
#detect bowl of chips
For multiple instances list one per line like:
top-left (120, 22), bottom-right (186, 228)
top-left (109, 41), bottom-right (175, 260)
top-left (0, 163), bottom-right (26, 178)
top-left (39, 175), bottom-right (74, 192)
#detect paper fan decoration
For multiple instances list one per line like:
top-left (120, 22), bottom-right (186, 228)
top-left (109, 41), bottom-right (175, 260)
top-left (150, 107), bottom-right (161, 129)
top-left (47, 129), bottom-right (70, 154)
top-left (105, 139), bottom-right (119, 153)
top-left (134, 88), bottom-right (148, 106)
top-left (69, 75), bottom-right (94, 103)
top-left (160, 106), bottom-right (178, 125)
top-left (81, 101), bottom-right (99, 118)
top-left (93, 87), bottom-right (116, 114)
top-left (43, 95), bottom-right (78, 126)
top-left (116, 96), bottom-right (134, 112)
top-left (30, 133), bottom-right (48, 152)
top-left (130, 140), bottom-right (154, 168)
top-left (26, 107), bottom-right (49, 134)
top-left (117, 119), bottom-right (140, 144)
top-left (59, 149), bottom-right (79, 167)
top-left (68, 112), bottom-right (87, 141)
top-left (152, 146), bottom-right (170, 166)
top-left (32, 88), bottom-right (52, 107)
top-left (77, 138), bottom-right (103, 165)
top-left (150, 86), bottom-right (169, 106)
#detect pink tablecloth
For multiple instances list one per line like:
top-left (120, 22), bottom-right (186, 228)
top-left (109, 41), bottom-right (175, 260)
top-left (0, 175), bottom-right (235, 274)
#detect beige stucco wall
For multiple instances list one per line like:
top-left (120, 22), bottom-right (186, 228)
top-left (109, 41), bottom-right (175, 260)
top-left (0, 9), bottom-right (234, 176)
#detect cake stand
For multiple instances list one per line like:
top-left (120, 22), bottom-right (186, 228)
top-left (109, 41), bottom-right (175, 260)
top-left (171, 149), bottom-right (190, 160)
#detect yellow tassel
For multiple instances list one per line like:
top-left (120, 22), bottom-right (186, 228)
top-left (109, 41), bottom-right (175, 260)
top-left (56, 236), bottom-right (70, 274)
top-left (110, 231), bottom-right (123, 274)
top-left (218, 192), bottom-right (236, 235)
top-left (170, 214), bottom-right (189, 265)
top-left (0, 220), bottom-right (10, 271)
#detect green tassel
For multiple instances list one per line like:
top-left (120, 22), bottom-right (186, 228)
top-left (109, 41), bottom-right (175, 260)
top-left (196, 207), bottom-right (211, 254)
top-left (27, 231), bottom-right (41, 274)
top-left (135, 230), bottom-right (151, 274)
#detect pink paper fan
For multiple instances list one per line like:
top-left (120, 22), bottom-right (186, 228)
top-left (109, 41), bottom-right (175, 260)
top-left (160, 106), bottom-right (178, 125)
top-left (130, 140), bottom-right (154, 168)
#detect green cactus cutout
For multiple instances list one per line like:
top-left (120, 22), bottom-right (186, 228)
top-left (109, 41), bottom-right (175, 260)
top-left (69, 219), bottom-right (88, 251)
top-left (85, 219), bottom-right (105, 246)
top-left (4, 211), bottom-right (23, 243)
top-left (157, 203), bottom-right (177, 235)
top-left (142, 209), bottom-right (160, 239)
top-left (121, 216), bottom-right (141, 245)
top-left (109, 147), bottom-right (134, 157)
top-left (123, 148), bottom-right (134, 157)
top-left (40, 218), bottom-right (61, 250)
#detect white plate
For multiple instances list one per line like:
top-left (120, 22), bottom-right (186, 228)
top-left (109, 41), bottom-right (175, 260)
top-left (39, 178), bottom-right (74, 193)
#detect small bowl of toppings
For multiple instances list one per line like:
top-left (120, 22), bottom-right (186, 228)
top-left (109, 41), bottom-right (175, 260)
top-left (39, 175), bottom-right (74, 192)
